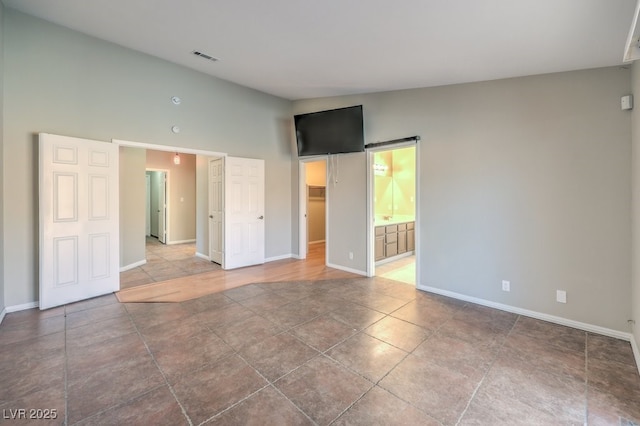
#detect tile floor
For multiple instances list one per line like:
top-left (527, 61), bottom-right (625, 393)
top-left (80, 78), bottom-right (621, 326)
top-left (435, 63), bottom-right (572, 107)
top-left (1, 277), bottom-right (639, 425)
top-left (120, 237), bottom-right (221, 289)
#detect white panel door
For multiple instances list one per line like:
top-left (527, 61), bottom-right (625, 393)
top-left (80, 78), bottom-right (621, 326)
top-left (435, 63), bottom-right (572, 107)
top-left (39, 133), bottom-right (119, 309)
top-left (209, 158), bottom-right (224, 264)
top-left (224, 157), bottom-right (265, 269)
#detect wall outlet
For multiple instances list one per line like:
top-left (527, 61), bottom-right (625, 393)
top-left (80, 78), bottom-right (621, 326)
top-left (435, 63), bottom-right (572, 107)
top-left (501, 280), bottom-right (510, 292)
top-left (556, 290), bottom-right (567, 303)
top-left (348, 252), bottom-right (354, 260)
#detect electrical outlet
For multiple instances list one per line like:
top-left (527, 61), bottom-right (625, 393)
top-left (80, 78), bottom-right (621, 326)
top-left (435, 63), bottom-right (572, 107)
top-left (556, 290), bottom-right (567, 304)
top-left (348, 252), bottom-right (354, 260)
top-left (501, 280), bottom-right (510, 292)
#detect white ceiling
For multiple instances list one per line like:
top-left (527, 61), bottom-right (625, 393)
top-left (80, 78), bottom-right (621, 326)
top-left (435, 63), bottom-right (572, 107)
top-left (2, 0), bottom-right (636, 100)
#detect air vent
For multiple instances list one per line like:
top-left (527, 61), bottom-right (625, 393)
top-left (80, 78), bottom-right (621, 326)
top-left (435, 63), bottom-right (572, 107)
top-left (192, 50), bottom-right (219, 62)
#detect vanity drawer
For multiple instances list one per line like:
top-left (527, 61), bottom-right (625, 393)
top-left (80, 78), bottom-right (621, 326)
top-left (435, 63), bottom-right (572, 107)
top-left (385, 225), bottom-right (398, 233)
top-left (386, 232), bottom-right (397, 243)
top-left (375, 226), bottom-right (385, 236)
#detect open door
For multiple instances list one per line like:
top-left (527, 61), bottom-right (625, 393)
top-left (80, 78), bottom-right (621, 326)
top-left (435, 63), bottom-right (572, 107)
top-left (209, 158), bottom-right (224, 264)
top-left (224, 156), bottom-right (265, 269)
top-left (157, 172), bottom-right (167, 243)
top-left (39, 133), bottom-right (119, 309)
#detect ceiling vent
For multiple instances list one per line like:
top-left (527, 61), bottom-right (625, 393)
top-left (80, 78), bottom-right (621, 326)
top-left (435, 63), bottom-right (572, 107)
top-left (192, 50), bottom-right (219, 62)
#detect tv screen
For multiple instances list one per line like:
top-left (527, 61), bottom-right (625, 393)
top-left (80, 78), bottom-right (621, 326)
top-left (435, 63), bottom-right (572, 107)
top-left (294, 105), bottom-right (364, 156)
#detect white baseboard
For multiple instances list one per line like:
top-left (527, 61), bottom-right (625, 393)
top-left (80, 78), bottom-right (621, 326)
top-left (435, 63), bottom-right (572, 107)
top-left (418, 284), bottom-right (632, 342)
top-left (326, 262), bottom-right (367, 276)
top-left (631, 334), bottom-right (640, 377)
top-left (266, 253), bottom-right (293, 262)
top-left (375, 251), bottom-right (414, 266)
top-left (120, 259), bottom-right (146, 272)
top-left (167, 239), bottom-right (196, 245)
top-left (0, 307), bottom-right (6, 325)
top-left (195, 252), bottom-right (210, 261)
top-left (6, 301), bottom-right (39, 313)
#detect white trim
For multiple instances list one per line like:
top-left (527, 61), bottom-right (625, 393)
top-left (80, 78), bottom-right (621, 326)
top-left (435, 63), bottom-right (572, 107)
top-left (0, 307), bottom-right (6, 325)
top-left (195, 252), bottom-right (210, 261)
top-left (298, 161), bottom-right (308, 260)
top-left (6, 301), bottom-right (39, 313)
top-left (167, 239), bottom-right (196, 245)
top-left (120, 259), bottom-right (146, 272)
top-left (147, 168), bottom-right (170, 244)
top-left (375, 251), bottom-right (414, 266)
top-left (367, 141), bottom-right (420, 286)
top-left (266, 253), bottom-right (293, 262)
top-left (623, 0), bottom-right (640, 62)
top-left (418, 284), bottom-right (632, 341)
top-left (631, 335), bottom-right (640, 376)
top-left (326, 262), bottom-right (367, 276)
top-left (112, 139), bottom-right (226, 158)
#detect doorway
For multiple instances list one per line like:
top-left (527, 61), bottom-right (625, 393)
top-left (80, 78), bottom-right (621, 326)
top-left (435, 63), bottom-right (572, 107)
top-left (298, 158), bottom-right (327, 261)
top-left (145, 169), bottom-right (168, 244)
top-left (368, 144), bottom-right (418, 286)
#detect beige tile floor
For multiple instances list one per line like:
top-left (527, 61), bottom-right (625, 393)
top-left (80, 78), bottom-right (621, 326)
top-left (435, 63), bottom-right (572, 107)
top-left (376, 255), bottom-right (415, 286)
top-left (1, 276), bottom-right (639, 425)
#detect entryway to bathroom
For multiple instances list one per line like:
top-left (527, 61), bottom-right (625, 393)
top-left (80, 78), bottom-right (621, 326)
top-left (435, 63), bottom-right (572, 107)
top-left (371, 144), bottom-right (417, 286)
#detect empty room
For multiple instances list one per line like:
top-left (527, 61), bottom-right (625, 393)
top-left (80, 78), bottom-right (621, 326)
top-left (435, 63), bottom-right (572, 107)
top-left (1, 1), bottom-right (640, 424)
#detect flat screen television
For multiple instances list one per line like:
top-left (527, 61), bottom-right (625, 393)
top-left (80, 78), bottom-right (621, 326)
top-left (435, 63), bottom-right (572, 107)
top-left (294, 105), bottom-right (364, 156)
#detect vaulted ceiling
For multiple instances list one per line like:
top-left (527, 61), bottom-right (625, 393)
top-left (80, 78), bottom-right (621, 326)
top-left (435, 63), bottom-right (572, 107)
top-left (2, 0), bottom-right (636, 100)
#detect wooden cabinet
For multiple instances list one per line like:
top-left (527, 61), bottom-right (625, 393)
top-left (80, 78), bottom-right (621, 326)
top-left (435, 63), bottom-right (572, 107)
top-left (397, 223), bottom-right (407, 254)
top-left (407, 222), bottom-right (415, 251)
top-left (374, 227), bottom-right (385, 261)
top-left (375, 221), bottom-right (414, 262)
top-left (385, 225), bottom-right (397, 257)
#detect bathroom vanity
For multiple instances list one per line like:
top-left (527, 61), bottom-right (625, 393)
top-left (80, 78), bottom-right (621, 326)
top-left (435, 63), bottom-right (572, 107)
top-left (374, 220), bottom-right (415, 262)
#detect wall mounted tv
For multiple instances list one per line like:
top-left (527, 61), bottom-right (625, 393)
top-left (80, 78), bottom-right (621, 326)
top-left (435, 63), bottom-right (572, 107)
top-left (294, 105), bottom-right (364, 157)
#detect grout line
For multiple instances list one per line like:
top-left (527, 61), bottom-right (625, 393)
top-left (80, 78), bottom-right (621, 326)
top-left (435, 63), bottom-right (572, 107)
top-left (454, 313), bottom-right (521, 425)
top-left (123, 305), bottom-right (194, 426)
top-left (269, 384), bottom-right (319, 426)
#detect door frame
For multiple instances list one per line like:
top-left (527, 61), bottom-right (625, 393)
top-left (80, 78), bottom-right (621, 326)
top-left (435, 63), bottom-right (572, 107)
top-left (113, 139), bottom-right (226, 266)
top-left (146, 168), bottom-right (169, 243)
top-left (145, 173), bottom-right (151, 237)
top-left (366, 141), bottom-right (420, 286)
top-left (298, 157), bottom-right (329, 260)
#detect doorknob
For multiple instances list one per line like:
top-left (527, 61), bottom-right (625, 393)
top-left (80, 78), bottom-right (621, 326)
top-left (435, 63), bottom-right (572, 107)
top-left (209, 215), bottom-right (213, 219)
top-left (258, 215), bottom-right (264, 220)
